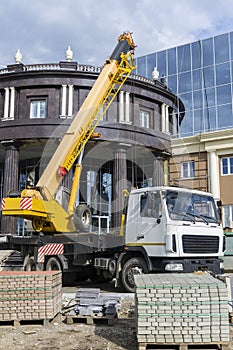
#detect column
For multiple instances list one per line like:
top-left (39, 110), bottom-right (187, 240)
top-left (119, 91), bottom-right (124, 122)
top-left (3, 88), bottom-right (9, 119)
top-left (1, 141), bottom-right (20, 234)
top-left (68, 84), bottom-right (73, 116)
top-left (61, 85), bottom-right (67, 116)
top-left (125, 92), bottom-right (130, 123)
top-left (165, 104), bottom-right (169, 133)
top-left (152, 156), bottom-right (164, 186)
top-left (161, 103), bottom-right (166, 132)
top-left (9, 87), bottom-right (15, 119)
top-left (113, 145), bottom-right (127, 228)
top-left (208, 150), bottom-right (220, 198)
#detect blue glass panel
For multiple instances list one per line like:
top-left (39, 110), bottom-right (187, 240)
top-left (180, 92), bottom-right (193, 111)
top-left (203, 66), bottom-right (215, 87)
top-left (168, 75), bottom-right (177, 94)
top-left (192, 41), bottom-right (201, 69)
top-left (192, 69), bottom-right (202, 90)
top-left (230, 32), bottom-right (233, 60)
top-left (193, 90), bottom-right (202, 109)
top-left (203, 106), bottom-right (217, 131)
top-left (157, 51), bottom-right (167, 77)
top-left (216, 62), bottom-right (230, 85)
top-left (202, 38), bottom-right (214, 67)
top-left (216, 85), bottom-right (231, 105)
top-left (178, 71), bottom-right (192, 93)
top-left (168, 47), bottom-right (177, 75)
top-left (180, 110), bottom-right (193, 136)
top-left (217, 103), bottom-right (233, 129)
top-left (214, 34), bottom-right (229, 64)
top-left (203, 87), bottom-right (216, 107)
top-left (136, 56), bottom-right (147, 77)
top-left (194, 109), bottom-right (204, 132)
top-left (178, 44), bottom-right (191, 72)
top-left (147, 53), bottom-right (156, 79)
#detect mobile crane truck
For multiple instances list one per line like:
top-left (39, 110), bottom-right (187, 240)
top-left (0, 33), bottom-right (225, 292)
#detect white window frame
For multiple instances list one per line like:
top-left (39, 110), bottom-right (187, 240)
top-left (221, 157), bottom-right (233, 175)
top-left (181, 160), bottom-right (195, 178)
top-left (30, 99), bottom-right (46, 119)
top-left (140, 110), bottom-right (150, 128)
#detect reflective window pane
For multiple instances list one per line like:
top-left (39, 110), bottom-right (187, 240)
top-left (203, 66), bottom-right (215, 88)
top-left (194, 109), bottom-right (203, 132)
top-left (136, 56), bottom-right (147, 77)
top-left (180, 92), bottom-right (193, 111)
top-left (214, 34), bottom-right (229, 64)
top-left (230, 32), bottom-right (233, 60)
top-left (192, 41), bottom-right (201, 69)
top-left (168, 75), bottom-right (177, 94)
top-left (203, 106), bottom-right (217, 131)
top-left (217, 103), bottom-right (233, 129)
top-left (180, 110), bottom-right (193, 136)
top-left (178, 71), bottom-right (191, 93)
top-left (203, 87), bottom-right (216, 107)
top-left (202, 38), bottom-right (214, 67)
top-left (216, 62), bottom-right (230, 85)
top-left (147, 53), bottom-right (156, 79)
top-left (157, 51), bottom-right (167, 77)
top-left (216, 85), bottom-right (231, 105)
top-left (192, 69), bottom-right (202, 90)
top-left (168, 47), bottom-right (177, 75)
top-left (178, 44), bottom-right (191, 72)
top-left (193, 90), bottom-right (202, 109)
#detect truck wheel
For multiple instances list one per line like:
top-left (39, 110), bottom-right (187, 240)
top-left (24, 256), bottom-right (38, 271)
top-left (74, 204), bottom-right (92, 232)
top-left (45, 257), bottom-right (62, 271)
top-left (121, 257), bottom-right (148, 293)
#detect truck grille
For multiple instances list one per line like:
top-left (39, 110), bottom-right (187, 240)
top-left (182, 235), bottom-right (219, 254)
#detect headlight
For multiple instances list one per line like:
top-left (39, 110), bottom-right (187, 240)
top-left (165, 263), bottom-right (183, 271)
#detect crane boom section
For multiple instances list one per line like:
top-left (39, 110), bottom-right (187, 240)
top-left (37, 51), bottom-right (135, 198)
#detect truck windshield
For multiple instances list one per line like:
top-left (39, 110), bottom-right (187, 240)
top-left (165, 190), bottom-right (219, 224)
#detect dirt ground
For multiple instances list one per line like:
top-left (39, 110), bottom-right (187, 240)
top-left (0, 297), bottom-right (137, 350)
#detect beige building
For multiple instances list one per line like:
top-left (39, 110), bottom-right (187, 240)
top-left (170, 128), bottom-right (233, 231)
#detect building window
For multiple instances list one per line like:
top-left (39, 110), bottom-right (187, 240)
top-left (119, 91), bottom-right (130, 123)
top-left (30, 99), bottom-right (46, 119)
top-left (140, 110), bottom-right (150, 128)
top-left (182, 161), bottom-right (195, 178)
top-left (221, 157), bottom-right (233, 175)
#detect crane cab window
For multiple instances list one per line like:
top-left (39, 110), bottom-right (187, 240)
top-left (140, 191), bottom-right (162, 218)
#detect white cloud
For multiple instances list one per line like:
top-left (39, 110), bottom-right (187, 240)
top-left (0, 0), bottom-right (233, 66)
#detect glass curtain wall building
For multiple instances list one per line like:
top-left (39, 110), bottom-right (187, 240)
top-left (136, 31), bottom-right (233, 137)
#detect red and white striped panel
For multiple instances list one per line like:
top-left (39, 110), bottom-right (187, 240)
top-left (1, 198), bottom-right (6, 210)
top-left (38, 243), bottom-right (64, 263)
top-left (20, 198), bottom-right (33, 210)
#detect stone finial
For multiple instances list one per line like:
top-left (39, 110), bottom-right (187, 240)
top-left (15, 49), bottom-right (22, 64)
top-left (152, 66), bottom-right (159, 81)
top-left (66, 46), bottom-right (73, 61)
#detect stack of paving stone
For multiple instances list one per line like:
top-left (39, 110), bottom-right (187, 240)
top-left (134, 273), bottom-right (230, 346)
top-left (71, 288), bottom-right (121, 317)
top-left (0, 270), bottom-right (62, 322)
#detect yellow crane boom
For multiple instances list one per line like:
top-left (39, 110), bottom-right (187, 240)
top-left (1, 32), bottom-right (136, 233)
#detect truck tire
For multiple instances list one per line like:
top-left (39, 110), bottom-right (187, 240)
top-left (45, 257), bottom-right (62, 271)
top-left (74, 204), bottom-right (92, 232)
top-left (24, 256), bottom-right (38, 271)
top-left (121, 257), bottom-right (148, 293)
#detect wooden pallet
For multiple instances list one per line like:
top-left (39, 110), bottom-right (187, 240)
top-left (65, 314), bottom-right (117, 326)
top-left (0, 318), bottom-right (51, 327)
top-left (137, 342), bottom-right (230, 350)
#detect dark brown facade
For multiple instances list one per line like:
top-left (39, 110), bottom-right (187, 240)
top-left (0, 60), bottom-right (184, 234)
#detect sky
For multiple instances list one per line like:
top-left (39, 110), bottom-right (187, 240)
top-left (1, 0), bottom-right (233, 67)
